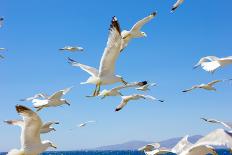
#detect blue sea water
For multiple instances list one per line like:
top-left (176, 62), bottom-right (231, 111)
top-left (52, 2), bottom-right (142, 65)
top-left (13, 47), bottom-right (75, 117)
top-left (0, 150), bottom-right (231, 155)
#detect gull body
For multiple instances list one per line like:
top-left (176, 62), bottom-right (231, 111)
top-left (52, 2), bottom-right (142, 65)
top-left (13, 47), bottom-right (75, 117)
top-left (6, 105), bottom-right (56, 155)
top-left (194, 56), bottom-right (232, 73)
top-left (98, 81), bottom-right (147, 98)
top-left (115, 94), bottom-right (164, 112)
top-left (171, 0), bottom-right (184, 12)
top-left (59, 46), bottom-right (84, 52)
top-left (78, 121), bottom-right (96, 127)
top-left (182, 80), bottom-right (222, 92)
top-left (21, 87), bottom-right (72, 111)
top-left (121, 12), bottom-right (157, 50)
top-left (0, 17), bottom-right (3, 28)
top-left (4, 120), bottom-right (59, 134)
top-left (201, 118), bottom-right (232, 130)
top-left (68, 17), bottom-right (127, 96)
top-left (136, 82), bottom-right (156, 91)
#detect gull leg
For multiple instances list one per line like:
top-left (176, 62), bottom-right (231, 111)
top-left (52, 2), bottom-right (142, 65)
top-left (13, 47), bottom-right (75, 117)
top-left (91, 84), bottom-right (98, 96)
top-left (96, 84), bottom-right (101, 96)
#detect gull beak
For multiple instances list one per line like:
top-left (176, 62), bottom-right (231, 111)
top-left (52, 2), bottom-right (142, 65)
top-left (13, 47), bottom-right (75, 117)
top-left (51, 144), bottom-right (57, 149)
top-left (144, 34), bottom-right (147, 37)
top-left (65, 100), bottom-right (70, 106)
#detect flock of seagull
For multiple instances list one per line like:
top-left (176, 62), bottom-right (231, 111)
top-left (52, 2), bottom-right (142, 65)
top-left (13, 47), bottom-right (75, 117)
top-left (1, 0), bottom-right (232, 155)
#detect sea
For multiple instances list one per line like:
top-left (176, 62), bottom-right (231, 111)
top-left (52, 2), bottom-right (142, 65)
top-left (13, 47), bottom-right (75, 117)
top-left (0, 150), bottom-right (232, 155)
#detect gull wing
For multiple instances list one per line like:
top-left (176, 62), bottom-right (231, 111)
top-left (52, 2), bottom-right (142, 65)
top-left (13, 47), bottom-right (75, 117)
top-left (171, 0), bottom-right (184, 12)
top-left (42, 121), bottom-right (59, 129)
top-left (20, 93), bottom-right (49, 101)
top-left (171, 135), bottom-right (193, 154)
top-left (48, 87), bottom-right (72, 100)
top-left (207, 80), bottom-right (222, 86)
top-left (67, 57), bottom-right (98, 77)
top-left (194, 129), bottom-right (232, 149)
top-left (115, 97), bottom-right (129, 111)
top-left (130, 12), bottom-right (157, 32)
top-left (98, 16), bottom-right (122, 77)
top-left (16, 105), bottom-right (42, 147)
top-left (182, 86), bottom-right (198, 92)
top-left (4, 120), bottom-right (24, 127)
top-left (111, 82), bottom-right (142, 91)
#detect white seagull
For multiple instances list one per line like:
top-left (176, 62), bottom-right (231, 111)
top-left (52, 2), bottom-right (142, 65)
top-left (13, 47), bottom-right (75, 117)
top-left (21, 87), bottom-right (72, 111)
top-left (121, 12), bottom-right (157, 50)
top-left (59, 46), bottom-right (84, 52)
top-left (136, 82), bottom-right (157, 91)
top-left (194, 56), bottom-right (232, 73)
top-left (139, 135), bottom-right (217, 155)
top-left (6, 105), bottom-right (56, 155)
top-left (201, 118), bottom-right (232, 130)
top-left (171, 0), bottom-right (184, 12)
top-left (78, 121), bottom-right (96, 127)
top-left (4, 120), bottom-right (59, 134)
top-left (67, 17), bottom-right (127, 96)
top-left (182, 80), bottom-right (222, 92)
top-left (0, 48), bottom-right (6, 59)
top-left (0, 17), bottom-right (3, 28)
top-left (98, 81), bottom-right (148, 99)
top-left (115, 94), bottom-right (164, 112)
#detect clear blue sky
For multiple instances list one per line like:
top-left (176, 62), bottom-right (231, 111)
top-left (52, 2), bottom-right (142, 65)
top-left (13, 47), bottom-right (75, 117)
top-left (1, 0), bottom-right (232, 151)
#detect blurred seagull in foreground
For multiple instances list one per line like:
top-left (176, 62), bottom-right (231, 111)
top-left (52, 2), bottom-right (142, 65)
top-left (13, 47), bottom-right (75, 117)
top-left (78, 121), bottom-right (96, 127)
top-left (171, 0), bottom-right (184, 12)
top-left (121, 12), bottom-right (157, 50)
top-left (194, 56), bottom-right (232, 73)
top-left (0, 17), bottom-right (4, 28)
top-left (115, 94), bottom-right (164, 112)
top-left (21, 87), bottom-right (72, 111)
top-left (59, 46), bottom-right (84, 52)
top-left (201, 118), bottom-right (232, 130)
top-left (6, 105), bottom-right (56, 155)
top-left (139, 135), bottom-right (217, 155)
top-left (136, 82), bottom-right (157, 91)
top-left (98, 81), bottom-right (148, 99)
top-left (182, 80), bottom-right (222, 92)
top-left (67, 17), bottom-right (127, 96)
top-left (4, 120), bottom-right (59, 134)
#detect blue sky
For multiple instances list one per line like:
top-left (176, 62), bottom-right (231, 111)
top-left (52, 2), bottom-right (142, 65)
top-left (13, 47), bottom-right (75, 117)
top-left (1, 0), bottom-right (232, 151)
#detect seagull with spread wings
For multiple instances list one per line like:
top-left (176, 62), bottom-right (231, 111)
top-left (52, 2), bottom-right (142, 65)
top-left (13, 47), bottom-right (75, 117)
top-left (136, 82), bottom-right (157, 91)
top-left (120, 12), bottom-right (157, 50)
top-left (21, 87), bottom-right (72, 111)
top-left (68, 17), bottom-right (127, 96)
top-left (78, 121), bottom-right (96, 128)
top-left (59, 46), bottom-right (84, 52)
top-left (115, 94), bottom-right (164, 112)
top-left (194, 56), bottom-right (232, 73)
top-left (201, 118), bottom-right (232, 130)
top-left (171, 0), bottom-right (184, 12)
top-left (182, 80), bottom-right (222, 92)
top-left (6, 105), bottom-right (56, 155)
top-left (98, 81), bottom-right (147, 99)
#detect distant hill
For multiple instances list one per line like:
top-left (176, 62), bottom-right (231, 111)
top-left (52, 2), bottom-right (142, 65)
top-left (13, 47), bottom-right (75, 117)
top-left (94, 135), bottom-right (202, 150)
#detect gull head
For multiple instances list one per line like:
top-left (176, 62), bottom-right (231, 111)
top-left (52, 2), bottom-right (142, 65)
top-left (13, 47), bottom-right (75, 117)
top-left (98, 89), bottom-right (109, 99)
top-left (141, 32), bottom-right (147, 37)
top-left (43, 140), bottom-right (57, 149)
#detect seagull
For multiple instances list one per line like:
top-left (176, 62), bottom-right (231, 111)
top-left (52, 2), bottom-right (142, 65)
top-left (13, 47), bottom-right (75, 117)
top-left (98, 81), bottom-right (148, 99)
top-left (6, 105), bottom-right (56, 155)
top-left (21, 87), bottom-right (72, 111)
top-left (121, 12), bottom-right (157, 50)
top-left (4, 120), bottom-right (59, 134)
top-left (67, 17), bottom-right (127, 96)
top-left (139, 135), bottom-right (217, 155)
top-left (0, 17), bottom-right (3, 28)
top-left (171, 0), bottom-right (184, 12)
top-left (194, 56), bottom-right (232, 73)
top-left (115, 94), bottom-right (164, 112)
top-left (201, 118), bottom-right (232, 130)
top-left (78, 121), bottom-right (96, 127)
top-left (182, 80), bottom-right (222, 92)
top-left (0, 48), bottom-right (6, 59)
top-left (59, 46), bottom-right (84, 52)
top-left (136, 82), bottom-right (157, 91)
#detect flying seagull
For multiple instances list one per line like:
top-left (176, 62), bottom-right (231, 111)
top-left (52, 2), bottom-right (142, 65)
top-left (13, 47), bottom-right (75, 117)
top-left (4, 120), bottom-right (59, 134)
top-left (115, 94), bottom-right (164, 112)
top-left (121, 12), bottom-right (157, 50)
top-left (0, 17), bottom-right (3, 28)
top-left (139, 135), bottom-right (217, 155)
top-left (21, 87), bottom-right (72, 111)
top-left (67, 16), bottom-right (127, 96)
top-left (59, 46), bottom-right (84, 52)
top-left (171, 0), bottom-right (184, 12)
top-left (78, 121), bottom-right (96, 127)
top-left (98, 81), bottom-right (148, 99)
top-left (201, 118), bottom-right (232, 130)
top-left (0, 48), bottom-right (6, 59)
top-left (6, 105), bottom-right (56, 155)
top-left (182, 80), bottom-right (222, 92)
top-left (136, 82), bottom-right (157, 91)
top-left (194, 56), bottom-right (232, 73)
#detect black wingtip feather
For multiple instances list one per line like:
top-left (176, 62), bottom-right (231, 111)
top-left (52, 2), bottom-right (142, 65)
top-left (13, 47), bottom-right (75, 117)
top-left (110, 16), bottom-right (121, 33)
